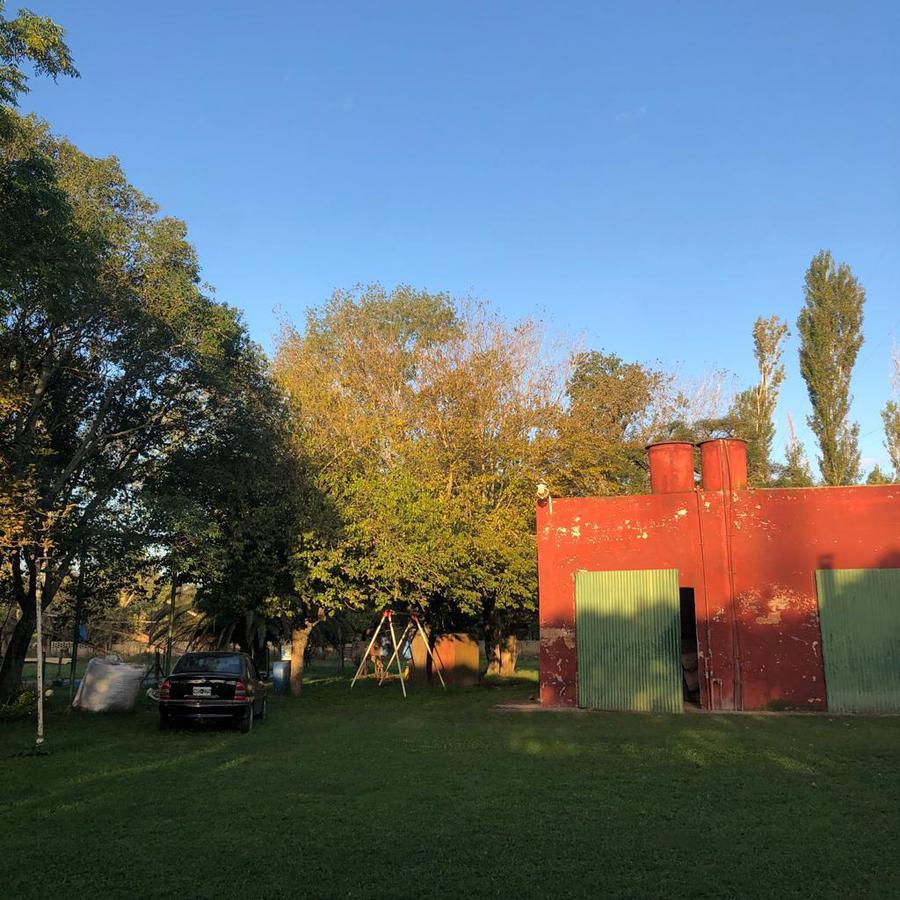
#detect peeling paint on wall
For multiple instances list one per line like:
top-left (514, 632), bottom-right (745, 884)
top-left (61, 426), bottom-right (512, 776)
top-left (755, 596), bottom-right (790, 625)
top-left (540, 626), bottom-right (576, 650)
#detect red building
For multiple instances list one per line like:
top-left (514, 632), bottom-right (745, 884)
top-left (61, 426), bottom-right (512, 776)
top-left (537, 439), bottom-right (900, 713)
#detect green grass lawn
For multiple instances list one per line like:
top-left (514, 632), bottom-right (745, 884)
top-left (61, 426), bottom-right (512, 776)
top-left (2, 668), bottom-right (899, 900)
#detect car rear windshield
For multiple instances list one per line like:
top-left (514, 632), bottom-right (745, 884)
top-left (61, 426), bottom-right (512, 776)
top-left (173, 654), bottom-right (243, 675)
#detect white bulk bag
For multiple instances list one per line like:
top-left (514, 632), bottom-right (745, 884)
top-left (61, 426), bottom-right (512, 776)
top-left (72, 656), bottom-right (146, 712)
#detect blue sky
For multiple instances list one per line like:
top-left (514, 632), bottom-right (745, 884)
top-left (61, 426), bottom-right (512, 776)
top-left (14, 1), bottom-right (900, 472)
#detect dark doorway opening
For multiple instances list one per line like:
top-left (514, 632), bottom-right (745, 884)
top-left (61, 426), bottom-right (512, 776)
top-left (679, 588), bottom-right (701, 707)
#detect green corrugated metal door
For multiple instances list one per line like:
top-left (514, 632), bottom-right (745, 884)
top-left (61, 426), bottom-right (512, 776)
top-left (575, 569), bottom-right (682, 713)
top-left (816, 568), bottom-right (900, 713)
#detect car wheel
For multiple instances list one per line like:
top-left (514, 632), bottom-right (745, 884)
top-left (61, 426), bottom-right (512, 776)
top-left (159, 711), bottom-right (172, 731)
top-left (240, 705), bottom-right (254, 734)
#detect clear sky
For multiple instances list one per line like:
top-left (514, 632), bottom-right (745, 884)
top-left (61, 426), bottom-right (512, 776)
top-left (13, 1), bottom-right (900, 472)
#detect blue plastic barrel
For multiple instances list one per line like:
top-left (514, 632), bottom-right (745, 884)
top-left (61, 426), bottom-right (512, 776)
top-left (272, 660), bottom-right (291, 695)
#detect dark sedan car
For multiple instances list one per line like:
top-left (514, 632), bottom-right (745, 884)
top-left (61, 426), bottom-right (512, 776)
top-left (158, 651), bottom-right (267, 733)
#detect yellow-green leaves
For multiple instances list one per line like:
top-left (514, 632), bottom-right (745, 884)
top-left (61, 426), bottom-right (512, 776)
top-left (0, 2), bottom-right (78, 121)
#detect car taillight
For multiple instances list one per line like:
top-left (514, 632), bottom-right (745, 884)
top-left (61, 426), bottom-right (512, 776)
top-left (159, 678), bottom-right (171, 701)
top-left (234, 679), bottom-right (247, 700)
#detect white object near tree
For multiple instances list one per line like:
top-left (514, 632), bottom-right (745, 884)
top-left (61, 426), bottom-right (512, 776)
top-left (72, 657), bottom-right (145, 712)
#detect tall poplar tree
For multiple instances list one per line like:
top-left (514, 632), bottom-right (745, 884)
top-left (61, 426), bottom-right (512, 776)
top-left (797, 251), bottom-right (865, 485)
top-left (730, 316), bottom-right (788, 485)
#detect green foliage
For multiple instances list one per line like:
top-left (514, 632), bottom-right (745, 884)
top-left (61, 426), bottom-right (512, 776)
top-left (729, 316), bottom-right (789, 485)
top-left (0, 687), bottom-right (34, 721)
top-left (865, 464), bottom-right (895, 486)
top-left (882, 350), bottom-right (900, 479)
top-left (797, 250), bottom-right (865, 485)
top-left (556, 351), bottom-right (679, 496)
top-left (0, 1), bottom-right (77, 138)
top-left (147, 343), bottom-right (328, 652)
top-left (275, 289), bottom-right (552, 648)
top-left (0, 114), bottom-right (252, 699)
top-left (884, 401), bottom-right (900, 480)
top-left (772, 415), bottom-right (815, 487)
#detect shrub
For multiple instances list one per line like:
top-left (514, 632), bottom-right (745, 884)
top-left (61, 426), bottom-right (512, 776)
top-left (0, 689), bottom-right (37, 722)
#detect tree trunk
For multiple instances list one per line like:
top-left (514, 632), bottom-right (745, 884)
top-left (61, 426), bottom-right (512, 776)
top-left (483, 610), bottom-right (502, 676)
top-left (289, 620), bottom-right (317, 696)
top-left (484, 613), bottom-right (518, 677)
top-left (485, 642), bottom-right (502, 676)
top-left (0, 605), bottom-right (35, 704)
top-left (499, 633), bottom-right (519, 676)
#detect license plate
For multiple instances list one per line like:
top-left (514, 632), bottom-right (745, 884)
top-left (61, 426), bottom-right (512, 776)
top-left (192, 686), bottom-right (212, 697)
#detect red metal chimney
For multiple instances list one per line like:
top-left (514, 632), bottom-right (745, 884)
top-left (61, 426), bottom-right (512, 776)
top-left (647, 442), bottom-right (695, 494)
top-left (700, 439), bottom-right (748, 492)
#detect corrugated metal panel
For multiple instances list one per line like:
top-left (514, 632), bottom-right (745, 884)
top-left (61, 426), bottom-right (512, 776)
top-left (575, 569), bottom-right (682, 713)
top-left (816, 568), bottom-right (900, 714)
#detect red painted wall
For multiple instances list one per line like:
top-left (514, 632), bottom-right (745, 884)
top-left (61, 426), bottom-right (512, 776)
top-left (537, 478), bottom-right (900, 711)
top-left (729, 486), bottom-right (900, 710)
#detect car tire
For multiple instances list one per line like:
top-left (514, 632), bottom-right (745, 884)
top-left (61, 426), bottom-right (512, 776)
top-left (240, 705), bottom-right (254, 734)
top-left (159, 711), bottom-right (172, 731)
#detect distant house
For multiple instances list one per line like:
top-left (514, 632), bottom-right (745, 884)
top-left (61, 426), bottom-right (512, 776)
top-left (537, 439), bottom-right (900, 713)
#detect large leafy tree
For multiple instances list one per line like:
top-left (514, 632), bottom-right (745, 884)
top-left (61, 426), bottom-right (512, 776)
top-left (410, 307), bottom-right (554, 673)
top-left (730, 316), bottom-right (789, 485)
top-left (0, 116), bottom-right (248, 701)
top-left (0, 2), bottom-right (77, 559)
top-left (797, 251), bottom-right (865, 485)
top-left (555, 351), bottom-right (681, 496)
top-left (147, 345), bottom-right (333, 692)
top-left (274, 285), bottom-right (459, 688)
top-left (274, 287), bottom-right (552, 677)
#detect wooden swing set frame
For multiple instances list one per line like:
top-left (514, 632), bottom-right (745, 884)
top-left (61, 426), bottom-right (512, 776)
top-left (349, 610), bottom-right (447, 697)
